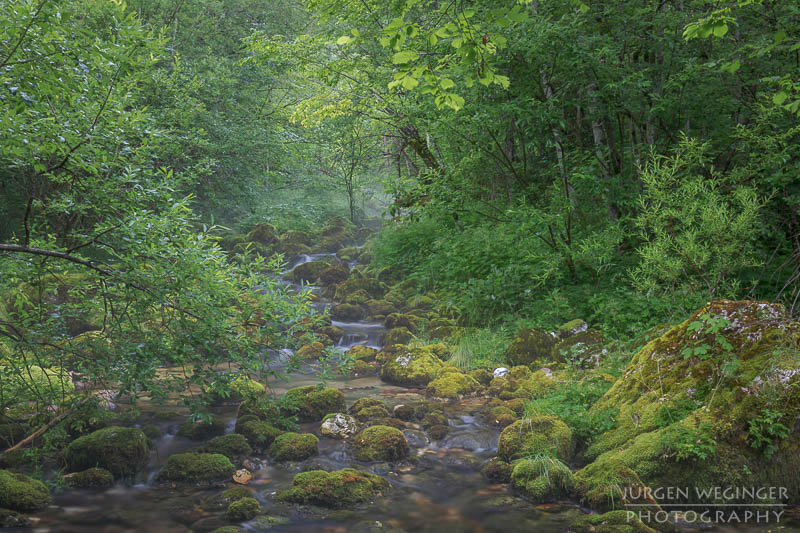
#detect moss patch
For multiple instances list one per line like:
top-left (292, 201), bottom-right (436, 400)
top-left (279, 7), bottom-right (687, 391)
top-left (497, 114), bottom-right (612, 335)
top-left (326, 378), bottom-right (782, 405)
top-left (379, 345), bottom-right (445, 387)
top-left (156, 453), bottom-right (235, 483)
top-left (351, 425), bottom-right (409, 462)
top-left (199, 433), bottom-right (252, 460)
top-left (505, 329), bottom-right (557, 366)
top-left (426, 372), bottom-right (480, 399)
top-left (497, 416), bottom-right (574, 462)
top-left (0, 470), bottom-right (50, 511)
top-left (278, 468), bottom-right (389, 508)
top-left (64, 426), bottom-right (149, 477)
top-left (226, 497), bottom-right (261, 521)
top-left (269, 432), bottom-right (319, 462)
top-left (64, 467), bottom-right (114, 488)
top-left (285, 385), bottom-right (346, 422)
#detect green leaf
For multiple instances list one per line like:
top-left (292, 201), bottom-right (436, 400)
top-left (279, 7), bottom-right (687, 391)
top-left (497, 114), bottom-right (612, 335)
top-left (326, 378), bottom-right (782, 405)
top-left (773, 90), bottom-right (789, 106)
top-left (392, 50), bottom-right (417, 64)
top-left (401, 76), bottom-right (419, 90)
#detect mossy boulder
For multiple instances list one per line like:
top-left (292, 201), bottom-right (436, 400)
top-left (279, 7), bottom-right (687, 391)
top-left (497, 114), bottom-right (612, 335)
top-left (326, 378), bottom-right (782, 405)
top-left (226, 497), bottom-right (261, 521)
top-left (510, 456), bottom-right (574, 502)
top-left (482, 457), bottom-right (513, 482)
top-left (64, 426), bottom-right (149, 477)
top-left (64, 467), bottom-right (114, 488)
top-left (320, 413), bottom-right (359, 439)
top-left (247, 223), bottom-right (278, 246)
top-left (557, 319), bottom-right (588, 338)
top-left (497, 416), bottom-right (574, 462)
top-left (285, 385), bottom-right (346, 422)
top-left (343, 289), bottom-right (371, 305)
top-left (351, 425), bottom-right (409, 462)
top-left (505, 328), bottom-right (558, 366)
top-left (570, 510), bottom-right (658, 533)
top-left (0, 470), bottom-right (50, 511)
top-left (383, 313), bottom-right (416, 331)
top-left (199, 434), bottom-right (252, 461)
top-left (426, 372), bottom-right (481, 399)
top-left (335, 278), bottom-right (387, 301)
top-left (0, 509), bottom-right (30, 528)
top-left (318, 265), bottom-right (349, 286)
top-left (320, 325), bottom-right (345, 344)
top-left (288, 260), bottom-right (331, 283)
top-left (364, 299), bottom-right (396, 318)
top-left (269, 432), bottom-right (319, 462)
top-left (281, 230), bottom-right (311, 246)
top-left (156, 453), bottom-right (235, 483)
top-left (577, 300), bottom-right (800, 510)
top-left (353, 404), bottom-right (390, 422)
top-left (278, 468), bottom-right (389, 508)
top-left (297, 341), bottom-right (326, 360)
top-left (239, 420), bottom-right (284, 452)
top-left (383, 327), bottom-right (414, 346)
top-left (347, 345), bottom-right (378, 362)
top-left (331, 303), bottom-right (364, 322)
top-left (552, 329), bottom-right (605, 364)
top-left (379, 345), bottom-right (445, 387)
top-left (177, 418), bottom-right (225, 440)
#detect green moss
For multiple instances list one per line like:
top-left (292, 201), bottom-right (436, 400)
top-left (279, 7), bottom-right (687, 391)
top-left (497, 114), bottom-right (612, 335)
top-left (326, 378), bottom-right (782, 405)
top-left (348, 397), bottom-right (385, 414)
top-left (379, 345), bottom-right (445, 387)
top-left (552, 329), bottom-right (605, 363)
top-left (220, 486), bottom-right (252, 502)
top-left (351, 425), bottom-right (409, 462)
top-left (343, 289), bottom-right (371, 305)
top-left (177, 418), bottom-right (225, 440)
top-left (0, 365), bottom-right (75, 404)
top-left (247, 223), bottom-right (278, 246)
top-left (331, 303), bottom-right (364, 322)
top-left (393, 404), bottom-right (415, 421)
top-left (210, 527), bottom-right (243, 533)
top-left (383, 327), bottom-right (414, 346)
top-left (570, 510), bottom-right (658, 533)
top-left (353, 404), bottom-right (390, 421)
top-left (269, 432), bottom-right (319, 462)
top-left (230, 377), bottom-right (265, 401)
top-left (239, 420), bottom-right (284, 452)
top-left (505, 329), bottom-right (557, 366)
top-left (226, 497), bottom-right (260, 521)
top-left (510, 456), bottom-right (573, 502)
top-left (287, 260), bottom-right (332, 283)
top-left (64, 426), bottom-right (149, 477)
top-left (468, 368), bottom-right (493, 386)
top-left (482, 457), bottom-right (513, 482)
top-left (278, 468), bottom-right (390, 508)
top-left (199, 433), bottom-right (252, 460)
top-left (335, 278), bottom-right (387, 301)
top-left (0, 508), bottom-right (30, 528)
top-left (497, 416), bottom-right (574, 462)
top-left (426, 372), bottom-right (480, 398)
top-left (557, 319), bottom-right (588, 338)
top-left (319, 265), bottom-right (349, 286)
top-left (285, 385), bottom-right (346, 422)
top-left (155, 453), bottom-right (234, 483)
top-left (0, 470), bottom-right (50, 511)
top-left (347, 345), bottom-right (378, 362)
top-left (297, 341), bottom-right (326, 360)
top-left (141, 424), bottom-right (161, 439)
top-left (64, 467), bottom-right (114, 488)
top-left (364, 300), bottom-right (396, 318)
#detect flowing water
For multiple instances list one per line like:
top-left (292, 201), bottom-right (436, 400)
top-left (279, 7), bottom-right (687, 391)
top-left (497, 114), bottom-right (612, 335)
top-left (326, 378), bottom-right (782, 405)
top-left (20, 252), bottom-right (800, 533)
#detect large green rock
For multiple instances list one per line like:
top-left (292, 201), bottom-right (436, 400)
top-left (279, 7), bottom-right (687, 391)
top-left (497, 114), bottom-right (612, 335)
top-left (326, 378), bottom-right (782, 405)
top-left (505, 328), bottom-right (558, 366)
top-left (285, 385), bottom-right (345, 422)
top-left (156, 453), bottom-right (235, 483)
top-left (379, 345), bottom-right (445, 387)
top-left (426, 372), bottom-right (481, 399)
top-left (335, 278), bottom-right (387, 301)
top-left (64, 426), bottom-right (149, 477)
top-left (278, 468), bottom-right (389, 508)
top-left (0, 470), bottom-right (50, 511)
top-left (497, 416), bottom-right (574, 462)
top-left (351, 425), bottom-right (409, 462)
top-left (269, 432), bottom-right (319, 462)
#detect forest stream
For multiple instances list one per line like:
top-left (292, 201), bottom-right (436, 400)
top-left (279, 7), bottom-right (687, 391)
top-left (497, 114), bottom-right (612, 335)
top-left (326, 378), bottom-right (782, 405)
top-left (14, 247), bottom-right (800, 533)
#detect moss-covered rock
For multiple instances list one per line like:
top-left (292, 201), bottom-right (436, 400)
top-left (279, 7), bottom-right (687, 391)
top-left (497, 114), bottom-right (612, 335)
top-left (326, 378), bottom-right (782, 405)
top-left (64, 426), bottom-right (149, 477)
top-left (576, 300), bottom-right (800, 510)
top-left (364, 300), bottom-right (396, 318)
top-left (318, 265), bottom-right (349, 286)
top-left (379, 345), bottom-right (445, 387)
top-left (497, 417), bottom-right (574, 462)
top-left (392, 404), bottom-right (415, 421)
top-left (482, 457), bottom-right (513, 482)
top-left (269, 432), bottom-right (319, 462)
top-left (383, 327), bottom-right (414, 346)
top-left (63, 467), bottom-right (114, 488)
top-left (0, 508), bottom-right (30, 528)
top-left (287, 260), bottom-right (331, 283)
top-left (557, 319), bottom-right (588, 338)
top-left (297, 341), bottom-right (326, 360)
top-left (353, 404), bottom-right (390, 422)
top-left (552, 329), bottom-right (605, 364)
top-left (351, 425), bottom-right (409, 462)
top-left (331, 303), bottom-right (364, 322)
top-left (0, 470), bottom-right (50, 511)
top-left (156, 453), bottom-right (235, 483)
top-left (239, 420), bottom-right (283, 452)
top-left (320, 325), bottom-right (345, 344)
top-left (348, 397), bottom-right (384, 414)
top-left (510, 456), bottom-right (574, 502)
top-left (335, 278), bottom-right (387, 301)
top-left (505, 329), bottom-right (558, 366)
top-left (278, 468), bottom-right (389, 508)
top-left (247, 223), bottom-right (278, 246)
top-left (226, 497), bottom-right (261, 521)
top-left (347, 345), bottom-right (378, 362)
top-left (199, 434), bottom-right (252, 461)
top-left (570, 510), bottom-right (658, 533)
top-left (219, 486), bottom-right (252, 503)
top-left (320, 413), bottom-right (359, 439)
top-left (383, 313), bottom-right (416, 331)
top-left (426, 372), bottom-right (481, 399)
top-left (177, 418), bottom-right (226, 441)
top-left (285, 385), bottom-right (346, 422)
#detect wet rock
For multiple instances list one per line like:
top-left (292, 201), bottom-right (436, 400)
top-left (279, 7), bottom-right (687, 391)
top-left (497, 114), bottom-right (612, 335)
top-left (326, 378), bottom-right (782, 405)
top-left (269, 432), bottom-right (319, 462)
top-left (353, 404), bottom-right (390, 422)
top-left (379, 345), bottom-right (445, 387)
top-left (335, 278), bottom-right (387, 301)
top-left (552, 329), bottom-right (605, 365)
top-left (320, 413), bottom-right (359, 439)
top-left (384, 313), bottom-right (416, 331)
top-left (482, 457), bottom-right (512, 482)
top-left (249, 515), bottom-right (290, 529)
top-left (320, 325), bottom-right (345, 344)
top-left (63, 426), bottom-right (149, 477)
top-left (63, 467), bottom-right (114, 488)
top-left (497, 416), bottom-right (574, 462)
top-left (210, 527), bottom-right (243, 533)
top-left (428, 424), bottom-right (449, 440)
top-left (426, 372), bottom-right (480, 399)
top-left (343, 289), bottom-right (371, 305)
top-left (238, 420), bottom-right (283, 452)
top-left (177, 418), bottom-right (226, 440)
top-left (198, 434), bottom-right (252, 461)
top-left (393, 404), bottom-right (415, 421)
top-left (287, 260), bottom-right (331, 283)
top-left (365, 299), bottom-right (396, 318)
top-left (556, 319), bottom-right (588, 338)
top-left (493, 367), bottom-right (509, 378)
top-left (318, 264), bottom-right (349, 286)
top-left (278, 468), bottom-right (389, 508)
top-left (351, 425), bottom-right (409, 462)
top-left (226, 497), bottom-right (260, 521)
top-left (156, 453), bottom-right (235, 483)
top-left (403, 429), bottom-right (430, 447)
top-left (285, 384), bottom-right (346, 422)
top-left (296, 341), bottom-right (326, 359)
top-left (347, 345), bottom-right (378, 362)
top-left (331, 303), bottom-right (364, 322)
top-left (0, 470), bottom-right (50, 511)
top-left (0, 509), bottom-right (30, 528)
top-left (218, 486), bottom-right (252, 503)
top-left (505, 329), bottom-right (557, 366)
